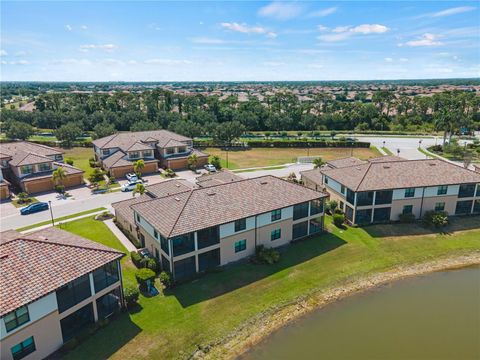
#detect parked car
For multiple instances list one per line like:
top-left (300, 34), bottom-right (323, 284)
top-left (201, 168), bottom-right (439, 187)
top-left (121, 180), bottom-right (143, 192)
top-left (126, 173), bottom-right (138, 182)
top-left (204, 164), bottom-right (217, 172)
top-left (20, 202), bottom-right (49, 215)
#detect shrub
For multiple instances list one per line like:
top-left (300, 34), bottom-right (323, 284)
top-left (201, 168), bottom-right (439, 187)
top-left (65, 158), bottom-right (74, 165)
top-left (159, 271), bottom-right (173, 289)
top-left (146, 258), bottom-right (158, 273)
top-left (255, 245), bottom-right (280, 265)
top-left (55, 185), bottom-right (65, 194)
top-left (89, 157), bottom-right (96, 168)
top-left (333, 208), bottom-right (344, 215)
top-left (210, 155), bottom-right (222, 170)
top-left (163, 168), bottom-right (176, 178)
top-left (16, 192), bottom-right (30, 204)
top-left (399, 213), bottom-right (416, 223)
top-left (130, 251), bottom-right (143, 268)
top-left (135, 268), bottom-right (156, 290)
top-left (423, 210), bottom-right (449, 228)
top-left (332, 213), bottom-right (345, 227)
top-left (123, 284), bottom-right (140, 308)
top-left (326, 200), bottom-right (338, 214)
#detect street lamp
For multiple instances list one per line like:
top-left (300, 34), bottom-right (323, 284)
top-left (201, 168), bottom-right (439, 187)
top-left (418, 140), bottom-right (422, 148)
top-left (48, 200), bottom-right (54, 226)
top-left (397, 149), bottom-right (400, 157)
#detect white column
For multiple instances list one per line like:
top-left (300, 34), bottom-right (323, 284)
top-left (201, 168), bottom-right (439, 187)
top-left (194, 232), bottom-right (199, 273)
top-left (89, 273), bottom-right (95, 296)
top-left (370, 192), bottom-right (376, 223)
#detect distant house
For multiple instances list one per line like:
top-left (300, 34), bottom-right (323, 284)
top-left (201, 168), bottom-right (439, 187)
top-left (113, 175), bottom-right (327, 281)
top-left (0, 142), bottom-right (84, 194)
top-left (0, 228), bottom-right (124, 360)
top-left (92, 130), bottom-right (209, 177)
top-left (0, 162), bottom-right (11, 200)
top-left (301, 157), bottom-right (480, 225)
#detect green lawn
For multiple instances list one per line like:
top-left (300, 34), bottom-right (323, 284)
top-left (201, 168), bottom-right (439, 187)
top-left (63, 147), bottom-right (96, 178)
top-left (381, 146), bottom-right (393, 155)
top-left (16, 207), bottom-right (107, 232)
top-left (58, 217), bottom-right (136, 287)
top-left (11, 197), bottom-right (39, 208)
top-left (61, 215), bottom-right (480, 360)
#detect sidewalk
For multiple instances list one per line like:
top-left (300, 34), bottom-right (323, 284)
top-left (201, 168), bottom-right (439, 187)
top-left (20, 209), bottom-right (106, 233)
top-left (103, 218), bottom-right (137, 252)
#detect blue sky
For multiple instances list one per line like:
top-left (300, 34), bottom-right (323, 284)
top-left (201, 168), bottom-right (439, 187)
top-left (1, 1), bottom-right (479, 81)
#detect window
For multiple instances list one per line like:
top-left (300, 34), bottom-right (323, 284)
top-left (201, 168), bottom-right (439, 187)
top-left (345, 206), bottom-right (354, 222)
top-left (143, 150), bottom-right (152, 158)
top-left (197, 226), bottom-right (220, 249)
top-left (292, 221), bottom-right (308, 239)
top-left (160, 235), bottom-right (169, 255)
top-left (60, 303), bottom-right (94, 342)
top-left (136, 213), bottom-right (140, 223)
top-left (324, 177), bottom-right (329, 184)
top-left (155, 248), bottom-right (160, 260)
top-left (357, 191), bottom-right (374, 206)
top-left (172, 233), bottom-right (195, 256)
top-left (375, 190), bottom-right (393, 205)
top-left (173, 256), bottom-right (196, 281)
top-left (4, 306), bottom-right (30, 332)
top-left (234, 218), bottom-right (246, 232)
top-left (271, 209), bottom-right (282, 222)
top-left (161, 255), bottom-right (170, 272)
top-left (11, 337), bottom-right (36, 360)
top-left (102, 149), bottom-right (110, 156)
top-left (154, 229), bottom-right (158, 239)
top-left (435, 202), bottom-right (445, 211)
top-left (455, 200), bottom-right (472, 215)
top-left (96, 288), bottom-right (121, 320)
top-left (473, 200), bottom-right (480, 214)
top-left (341, 185), bottom-right (346, 194)
top-left (373, 207), bottom-right (391, 223)
top-left (346, 189), bottom-right (355, 205)
top-left (404, 188), bottom-right (415, 198)
top-left (355, 209), bottom-right (372, 225)
top-left (310, 199), bottom-right (323, 215)
top-left (198, 248), bottom-right (220, 272)
top-left (271, 229), bottom-right (281, 241)
top-left (166, 147), bottom-right (175, 155)
top-left (129, 151), bottom-right (140, 159)
top-left (20, 165), bottom-right (33, 175)
top-left (56, 274), bottom-right (91, 313)
top-left (293, 202), bottom-right (309, 220)
top-left (93, 261), bottom-right (119, 293)
top-left (458, 184), bottom-right (476, 198)
top-left (234, 239), bottom-right (247, 253)
top-left (402, 205), bottom-right (413, 215)
top-left (178, 147), bottom-right (187, 153)
top-left (437, 185), bottom-right (448, 195)
top-left (38, 163), bottom-right (51, 172)
top-left (309, 218), bottom-right (322, 234)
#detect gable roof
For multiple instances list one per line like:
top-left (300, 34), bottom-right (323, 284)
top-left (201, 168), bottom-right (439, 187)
top-left (0, 227), bottom-right (124, 316)
top-left (92, 130), bottom-right (192, 151)
top-left (321, 158), bottom-right (480, 192)
top-left (0, 141), bottom-right (62, 158)
top-left (9, 152), bottom-right (53, 167)
top-left (126, 142), bottom-right (154, 152)
top-left (326, 157), bottom-right (367, 169)
top-left (196, 170), bottom-right (243, 188)
top-left (131, 175), bottom-right (327, 238)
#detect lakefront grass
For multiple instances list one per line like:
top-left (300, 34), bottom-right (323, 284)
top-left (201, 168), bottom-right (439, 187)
top-left (60, 214), bottom-right (480, 360)
top-left (205, 147), bottom-right (381, 169)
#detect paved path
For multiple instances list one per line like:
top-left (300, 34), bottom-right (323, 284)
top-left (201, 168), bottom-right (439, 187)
top-left (104, 218), bottom-right (137, 252)
top-left (20, 209), bottom-right (107, 233)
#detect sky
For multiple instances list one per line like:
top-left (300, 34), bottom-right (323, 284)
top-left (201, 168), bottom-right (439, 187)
top-left (1, 1), bottom-right (479, 81)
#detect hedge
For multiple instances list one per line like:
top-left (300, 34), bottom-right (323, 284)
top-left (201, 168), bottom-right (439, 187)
top-left (194, 140), bottom-right (371, 148)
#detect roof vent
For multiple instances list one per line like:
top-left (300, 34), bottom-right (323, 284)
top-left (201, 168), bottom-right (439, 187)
top-left (260, 181), bottom-right (268, 185)
top-left (175, 197), bottom-right (181, 201)
top-left (429, 163), bottom-right (436, 166)
top-left (207, 192), bottom-right (216, 196)
top-left (0, 255), bottom-right (8, 260)
top-left (383, 165), bottom-right (390, 169)
top-left (175, 184), bottom-right (180, 187)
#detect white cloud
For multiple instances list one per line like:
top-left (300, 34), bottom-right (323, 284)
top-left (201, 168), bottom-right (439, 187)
top-left (318, 24), bottom-right (389, 42)
top-left (317, 25), bottom-right (329, 32)
top-left (384, 57), bottom-right (393, 62)
top-left (308, 7), bottom-right (337, 18)
top-left (427, 6), bottom-right (476, 18)
top-left (258, 2), bottom-right (303, 20)
top-left (79, 44), bottom-right (118, 52)
top-left (308, 63), bottom-right (324, 69)
top-left (262, 61), bottom-right (285, 66)
top-left (220, 22), bottom-right (277, 38)
top-left (80, 25), bottom-right (88, 30)
top-left (65, 24), bottom-right (72, 31)
top-left (144, 58), bottom-right (192, 65)
top-left (0, 49), bottom-right (7, 56)
top-left (191, 37), bottom-right (227, 45)
top-left (401, 33), bottom-right (444, 47)
top-left (5, 60), bottom-right (30, 65)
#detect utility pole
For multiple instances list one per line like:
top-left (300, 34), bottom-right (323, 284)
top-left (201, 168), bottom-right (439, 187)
top-left (48, 200), bottom-right (54, 226)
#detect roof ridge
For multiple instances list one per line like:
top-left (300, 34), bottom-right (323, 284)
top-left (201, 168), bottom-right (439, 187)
top-left (355, 162), bottom-right (373, 192)
top-left (167, 190), bottom-right (195, 238)
top-left (101, 133), bottom-right (120, 149)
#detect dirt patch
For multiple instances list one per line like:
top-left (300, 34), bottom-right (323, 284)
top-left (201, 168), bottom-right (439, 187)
top-left (197, 252), bottom-right (480, 360)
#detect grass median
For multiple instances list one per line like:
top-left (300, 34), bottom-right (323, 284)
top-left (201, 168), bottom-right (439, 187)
top-left (60, 214), bottom-right (480, 360)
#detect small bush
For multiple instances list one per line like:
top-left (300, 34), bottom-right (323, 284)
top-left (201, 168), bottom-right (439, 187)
top-left (326, 200), bottom-right (338, 214)
top-left (333, 208), bottom-right (344, 215)
top-left (65, 158), bottom-right (74, 165)
top-left (399, 213), bottom-right (416, 223)
top-left (146, 258), bottom-right (159, 273)
top-left (163, 168), bottom-right (176, 178)
top-left (55, 185), bottom-right (65, 194)
top-left (130, 251), bottom-right (143, 267)
top-left (332, 213), bottom-right (345, 227)
top-left (423, 210), bottom-right (449, 228)
top-left (124, 284), bottom-right (140, 308)
top-left (135, 268), bottom-right (156, 290)
top-left (16, 192), bottom-right (31, 204)
top-left (89, 157), bottom-right (96, 168)
top-left (210, 155), bottom-right (222, 170)
top-left (255, 245), bottom-right (280, 265)
top-left (159, 271), bottom-right (173, 289)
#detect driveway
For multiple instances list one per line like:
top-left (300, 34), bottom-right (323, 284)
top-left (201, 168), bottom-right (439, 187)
top-left (356, 135), bottom-right (439, 160)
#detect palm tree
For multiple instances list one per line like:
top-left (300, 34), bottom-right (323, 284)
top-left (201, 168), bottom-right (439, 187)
top-left (133, 183), bottom-right (145, 197)
top-left (52, 167), bottom-right (67, 193)
top-left (133, 159), bottom-right (145, 177)
top-left (313, 157), bottom-right (325, 169)
top-left (187, 153), bottom-right (199, 172)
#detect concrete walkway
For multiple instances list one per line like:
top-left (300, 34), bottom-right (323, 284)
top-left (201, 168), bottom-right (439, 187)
top-left (104, 218), bottom-right (137, 252)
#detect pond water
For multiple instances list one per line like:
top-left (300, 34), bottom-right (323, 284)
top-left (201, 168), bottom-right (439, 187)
top-left (241, 266), bottom-right (480, 360)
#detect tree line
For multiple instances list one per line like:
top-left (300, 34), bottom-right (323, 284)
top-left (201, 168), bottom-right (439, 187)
top-left (2, 89), bottom-right (479, 145)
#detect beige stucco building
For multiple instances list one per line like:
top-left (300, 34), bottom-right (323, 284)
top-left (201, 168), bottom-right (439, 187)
top-left (0, 228), bottom-right (124, 360)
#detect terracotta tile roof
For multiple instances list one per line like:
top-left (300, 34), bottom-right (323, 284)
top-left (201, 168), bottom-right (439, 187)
top-left (0, 227), bottom-right (124, 316)
top-left (131, 175), bottom-right (327, 238)
top-left (368, 156), bottom-right (406, 163)
top-left (299, 168), bottom-right (323, 184)
top-left (321, 158), bottom-right (480, 192)
top-left (92, 130), bottom-right (192, 151)
top-left (164, 139), bottom-right (188, 148)
top-left (9, 152), bottom-right (53, 167)
top-left (0, 141), bottom-right (62, 158)
top-left (126, 142), bottom-right (154, 152)
top-left (196, 170), bottom-right (243, 187)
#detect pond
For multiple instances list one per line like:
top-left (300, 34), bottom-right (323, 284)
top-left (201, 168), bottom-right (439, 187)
top-left (241, 266), bottom-right (480, 360)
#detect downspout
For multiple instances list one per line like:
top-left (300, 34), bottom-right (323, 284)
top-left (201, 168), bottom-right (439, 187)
top-left (419, 187), bottom-right (426, 219)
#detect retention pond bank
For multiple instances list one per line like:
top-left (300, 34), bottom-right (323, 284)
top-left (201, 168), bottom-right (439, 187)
top-left (241, 266), bottom-right (480, 360)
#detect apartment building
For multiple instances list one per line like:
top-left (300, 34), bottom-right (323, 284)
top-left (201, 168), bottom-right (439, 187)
top-left (0, 228), bottom-right (124, 360)
top-left (301, 157), bottom-right (480, 225)
top-left (92, 130), bottom-right (209, 177)
top-left (0, 164), bottom-right (11, 199)
top-left (0, 142), bottom-right (84, 194)
top-left (114, 175), bottom-right (326, 281)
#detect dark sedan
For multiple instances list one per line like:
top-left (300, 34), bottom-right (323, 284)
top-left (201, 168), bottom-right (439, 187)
top-left (20, 202), bottom-right (49, 215)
